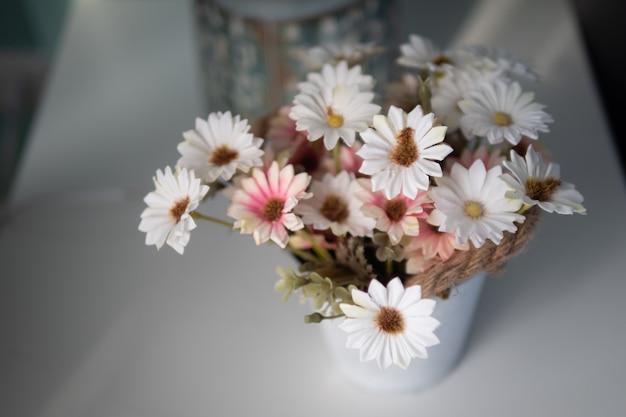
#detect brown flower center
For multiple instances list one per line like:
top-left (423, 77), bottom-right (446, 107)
top-left (391, 127), bottom-right (419, 167)
top-left (210, 145), bottom-right (239, 166)
top-left (433, 55), bottom-right (453, 66)
top-left (169, 196), bottom-right (190, 223)
top-left (327, 107), bottom-right (344, 128)
top-left (492, 111), bottom-right (513, 126)
top-left (320, 194), bottom-right (349, 223)
top-left (376, 306), bottom-right (405, 334)
top-left (263, 198), bottom-right (285, 222)
top-left (385, 198), bottom-right (408, 222)
top-left (525, 176), bottom-right (562, 202)
top-left (464, 201), bottom-right (484, 219)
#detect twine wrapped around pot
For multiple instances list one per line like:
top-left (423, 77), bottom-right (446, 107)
top-left (406, 206), bottom-right (542, 298)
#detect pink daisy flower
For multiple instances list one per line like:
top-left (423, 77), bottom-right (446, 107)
top-left (226, 161), bottom-right (312, 248)
top-left (357, 179), bottom-right (433, 245)
top-left (402, 245), bottom-right (439, 275)
top-left (404, 219), bottom-right (469, 263)
top-left (265, 105), bottom-right (308, 154)
top-left (265, 106), bottom-right (328, 177)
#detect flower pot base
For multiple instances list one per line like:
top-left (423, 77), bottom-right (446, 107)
top-left (319, 272), bottom-right (487, 394)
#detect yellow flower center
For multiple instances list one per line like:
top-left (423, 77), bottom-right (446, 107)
top-left (169, 196), bottom-right (190, 223)
top-left (320, 194), bottom-right (349, 223)
top-left (327, 107), bottom-right (344, 128)
top-left (210, 145), bottom-right (239, 166)
top-left (525, 176), bottom-right (562, 202)
top-left (492, 111), bottom-right (513, 126)
top-left (263, 198), bottom-right (285, 222)
top-left (391, 127), bottom-right (419, 167)
top-left (385, 198), bottom-right (408, 222)
top-left (464, 201), bottom-right (484, 219)
top-left (376, 306), bottom-right (405, 334)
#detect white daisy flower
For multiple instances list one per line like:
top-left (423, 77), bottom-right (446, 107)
top-left (294, 171), bottom-right (376, 237)
top-left (428, 160), bottom-right (525, 248)
top-left (458, 80), bottom-right (553, 145)
top-left (177, 111), bottom-right (265, 183)
top-left (501, 146), bottom-right (586, 214)
top-left (298, 60), bottom-right (375, 94)
top-left (357, 105), bottom-right (452, 199)
top-left (308, 42), bottom-right (384, 68)
top-left (462, 44), bottom-right (539, 82)
top-left (431, 67), bottom-right (503, 132)
top-left (289, 83), bottom-right (381, 150)
top-left (396, 34), bottom-right (455, 72)
top-left (339, 277), bottom-right (440, 370)
top-left (138, 166), bottom-right (210, 254)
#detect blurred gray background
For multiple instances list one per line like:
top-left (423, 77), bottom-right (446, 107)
top-left (0, 0), bottom-right (623, 203)
top-left (0, 0), bottom-right (70, 202)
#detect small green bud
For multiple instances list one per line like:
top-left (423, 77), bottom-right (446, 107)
top-left (304, 313), bottom-right (323, 323)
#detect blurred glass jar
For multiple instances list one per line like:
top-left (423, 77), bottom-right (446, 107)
top-left (193, 0), bottom-right (399, 120)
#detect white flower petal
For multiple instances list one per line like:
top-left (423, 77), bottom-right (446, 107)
top-left (339, 278), bottom-right (440, 370)
top-left (139, 167), bottom-right (209, 254)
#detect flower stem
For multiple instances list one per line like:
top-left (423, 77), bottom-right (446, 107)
top-left (300, 229), bottom-right (332, 261)
top-left (386, 259), bottom-right (394, 278)
top-left (191, 211), bottom-right (233, 228)
top-left (333, 144), bottom-right (341, 173)
top-left (418, 78), bottom-right (432, 114)
top-left (304, 312), bottom-right (344, 323)
top-left (288, 247), bottom-right (320, 263)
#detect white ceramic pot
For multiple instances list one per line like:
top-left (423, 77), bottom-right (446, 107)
top-left (319, 272), bottom-right (487, 394)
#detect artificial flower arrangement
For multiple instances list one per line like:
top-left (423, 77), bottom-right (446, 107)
top-left (139, 33), bottom-right (586, 371)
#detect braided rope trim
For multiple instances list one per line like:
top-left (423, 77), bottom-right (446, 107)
top-left (404, 206), bottom-right (542, 298)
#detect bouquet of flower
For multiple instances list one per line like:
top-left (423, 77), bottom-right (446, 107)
top-left (139, 33), bottom-right (586, 370)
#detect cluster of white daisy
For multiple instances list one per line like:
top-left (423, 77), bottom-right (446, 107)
top-left (139, 33), bottom-right (586, 370)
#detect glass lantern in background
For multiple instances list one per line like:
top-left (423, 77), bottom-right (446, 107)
top-left (193, 0), bottom-right (400, 120)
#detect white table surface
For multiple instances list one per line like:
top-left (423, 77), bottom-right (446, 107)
top-left (2, 0), bottom-right (625, 416)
